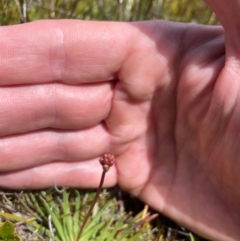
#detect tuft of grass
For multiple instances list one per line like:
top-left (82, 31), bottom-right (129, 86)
top-left (0, 188), bottom-right (207, 241)
top-left (0, 188), bottom-right (157, 241)
top-left (0, 0), bottom-right (218, 25)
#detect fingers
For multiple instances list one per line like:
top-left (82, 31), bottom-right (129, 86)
top-left (0, 20), bottom-right (130, 85)
top-left (0, 160), bottom-right (117, 189)
top-left (0, 82), bottom-right (112, 136)
top-left (0, 125), bottom-right (110, 172)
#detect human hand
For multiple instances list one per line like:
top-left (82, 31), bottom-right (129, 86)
top-left (1, 1), bottom-right (240, 240)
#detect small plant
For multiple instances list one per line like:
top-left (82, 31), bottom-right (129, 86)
top-left (76, 153), bottom-right (116, 241)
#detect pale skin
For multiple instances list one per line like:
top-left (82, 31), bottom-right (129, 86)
top-left (0, 0), bottom-right (240, 240)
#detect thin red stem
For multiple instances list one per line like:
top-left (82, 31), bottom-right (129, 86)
top-left (76, 171), bottom-right (106, 241)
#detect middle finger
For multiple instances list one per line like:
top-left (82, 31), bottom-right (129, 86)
top-left (0, 82), bottom-right (112, 136)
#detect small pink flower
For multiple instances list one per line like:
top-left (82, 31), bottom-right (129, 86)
top-left (99, 153), bottom-right (116, 172)
top-left (77, 153), bottom-right (116, 240)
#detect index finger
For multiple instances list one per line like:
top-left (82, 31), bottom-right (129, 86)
top-left (0, 20), bottom-right (130, 86)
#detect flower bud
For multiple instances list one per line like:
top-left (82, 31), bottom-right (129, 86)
top-left (99, 153), bottom-right (116, 172)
